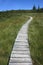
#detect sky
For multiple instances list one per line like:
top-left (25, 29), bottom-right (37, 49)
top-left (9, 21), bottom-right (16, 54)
top-left (0, 0), bottom-right (43, 11)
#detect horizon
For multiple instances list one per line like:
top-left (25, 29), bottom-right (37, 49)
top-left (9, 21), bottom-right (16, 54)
top-left (0, 0), bottom-right (43, 11)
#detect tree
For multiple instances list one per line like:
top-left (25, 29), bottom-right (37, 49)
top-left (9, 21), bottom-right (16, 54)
top-left (38, 5), bottom-right (40, 10)
top-left (33, 5), bottom-right (36, 10)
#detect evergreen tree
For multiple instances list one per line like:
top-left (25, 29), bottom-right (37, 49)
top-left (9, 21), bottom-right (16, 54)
top-left (33, 5), bottom-right (36, 10)
top-left (38, 5), bottom-right (40, 10)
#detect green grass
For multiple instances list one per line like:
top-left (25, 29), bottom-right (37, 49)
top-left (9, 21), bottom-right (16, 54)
top-left (0, 13), bottom-right (29, 65)
top-left (0, 11), bottom-right (43, 65)
top-left (28, 13), bottom-right (43, 65)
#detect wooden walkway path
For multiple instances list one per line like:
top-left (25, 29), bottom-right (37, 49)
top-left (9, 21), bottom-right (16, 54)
top-left (9, 17), bottom-right (33, 65)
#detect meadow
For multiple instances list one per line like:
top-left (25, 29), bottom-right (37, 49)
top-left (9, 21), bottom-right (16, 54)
top-left (0, 10), bottom-right (43, 65)
top-left (0, 11), bottom-right (29, 65)
top-left (28, 13), bottom-right (43, 65)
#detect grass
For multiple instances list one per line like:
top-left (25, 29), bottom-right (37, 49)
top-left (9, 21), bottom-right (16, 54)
top-left (0, 11), bottom-right (43, 65)
top-left (0, 13), bottom-right (29, 65)
top-left (28, 13), bottom-right (43, 65)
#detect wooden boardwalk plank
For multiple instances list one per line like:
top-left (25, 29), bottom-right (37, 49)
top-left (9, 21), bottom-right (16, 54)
top-left (9, 17), bottom-right (33, 65)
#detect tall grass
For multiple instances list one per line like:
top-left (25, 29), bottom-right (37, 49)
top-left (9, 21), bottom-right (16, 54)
top-left (28, 13), bottom-right (43, 65)
top-left (0, 12), bottom-right (29, 65)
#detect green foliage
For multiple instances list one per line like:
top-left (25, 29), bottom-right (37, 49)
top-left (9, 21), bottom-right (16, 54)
top-left (33, 5), bottom-right (36, 10)
top-left (38, 5), bottom-right (40, 10)
top-left (0, 10), bottom-right (43, 65)
top-left (28, 13), bottom-right (43, 65)
top-left (0, 11), bottom-right (29, 65)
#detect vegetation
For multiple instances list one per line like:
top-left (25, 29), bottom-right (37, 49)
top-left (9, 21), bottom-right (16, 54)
top-left (33, 5), bottom-right (36, 10)
top-left (32, 5), bottom-right (43, 12)
top-left (0, 11), bottom-right (29, 65)
top-left (0, 10), bottom-right (43, 65)
top-left (28, 13), bottom-right (43, 65)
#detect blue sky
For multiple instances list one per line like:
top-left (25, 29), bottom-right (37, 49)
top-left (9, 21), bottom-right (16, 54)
top-left (0, 0), bottom-right (43, 11)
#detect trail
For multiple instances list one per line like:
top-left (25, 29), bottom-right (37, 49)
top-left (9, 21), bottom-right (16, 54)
top-left (9, 17), bottom-right (33, 65)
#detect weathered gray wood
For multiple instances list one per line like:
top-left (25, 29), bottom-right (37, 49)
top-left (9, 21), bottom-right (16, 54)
top-left (9, 17), bottom-right (33, 65)
top-left (10, 57), bottom-right (32, 63)
top-left (11, 54), bottom-right (31, 58)
top-left (9, 63), bottom-right (32, 65)
top-left (12, 50), bottom-right (30, 54)
top-left (13, 48), bottom-right (29, 51)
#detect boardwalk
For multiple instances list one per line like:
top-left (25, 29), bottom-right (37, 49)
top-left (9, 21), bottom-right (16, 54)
top-left (9, 17), bottom-right (33, 65)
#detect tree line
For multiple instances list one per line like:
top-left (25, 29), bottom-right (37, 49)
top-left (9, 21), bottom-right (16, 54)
top-left (33, 5), bottom-right (43, 12)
